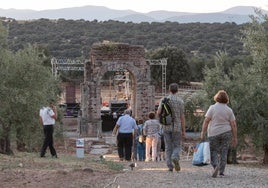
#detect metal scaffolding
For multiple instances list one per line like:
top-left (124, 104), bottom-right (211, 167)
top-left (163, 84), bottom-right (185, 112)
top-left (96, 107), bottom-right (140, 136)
top-left (51, 58), bottom-right (84, 77)
top-left (146, 58), bottom-right (167, 96)
top-left (51, 58), bottom-right (167, 96)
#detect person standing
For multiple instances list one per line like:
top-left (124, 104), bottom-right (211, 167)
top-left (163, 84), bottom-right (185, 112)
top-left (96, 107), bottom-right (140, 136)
top-left (39, 100), bottom-right (58, 158)
top-left (113, 109), bottom-right (138, 161)
top-left (157, 127), bottom-right (165, 161)
top-left (143, 112), bottom-right (161, 162)
top-left (136, 119), bottom-right (146, 161)
top-left (157, 83), bottom-right (186, 172)
top-left (201, 90), bottom-right (237, 178)
top-left (132, 120), bottom-right (138, 161)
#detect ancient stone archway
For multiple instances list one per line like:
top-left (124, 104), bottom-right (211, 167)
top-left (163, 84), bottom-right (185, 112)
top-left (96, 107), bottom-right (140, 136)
top-left (81, 43), bottom-right (155, 137)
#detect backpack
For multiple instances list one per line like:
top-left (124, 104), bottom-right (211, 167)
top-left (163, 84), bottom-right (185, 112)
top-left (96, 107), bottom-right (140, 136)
top-left (159, 97), bottom-right (173, 125)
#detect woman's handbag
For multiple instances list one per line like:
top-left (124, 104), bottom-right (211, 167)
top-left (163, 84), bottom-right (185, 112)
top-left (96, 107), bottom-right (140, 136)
top-left (138, 135), bottom-right (146, 143)
top-left (192, 141), bottom-right (211, 166)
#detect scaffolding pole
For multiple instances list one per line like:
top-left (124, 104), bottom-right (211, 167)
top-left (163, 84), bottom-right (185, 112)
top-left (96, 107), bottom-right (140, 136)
top-left (51, 58), bottom-right (85, 77)
top-left (51, 57), bottom-right (167, 96)
top-left (147, 58), bottom-right (167, 97)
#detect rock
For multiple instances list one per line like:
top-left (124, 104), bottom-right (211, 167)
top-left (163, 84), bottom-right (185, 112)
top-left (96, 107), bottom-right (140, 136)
top-left (237, 154), bottom-right (257, 161)
top-left (83, 168), bottom-right (94, 173)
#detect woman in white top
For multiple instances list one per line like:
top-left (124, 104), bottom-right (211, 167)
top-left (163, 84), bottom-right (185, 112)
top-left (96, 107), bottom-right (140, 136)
top-left (143, 111), bottom-right (161, 162)
top-left (201, 90), bottom-right (237, 178)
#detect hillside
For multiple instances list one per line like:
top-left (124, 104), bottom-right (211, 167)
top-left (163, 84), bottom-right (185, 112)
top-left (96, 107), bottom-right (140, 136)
top-left (0, 6), bottom-right (267, 24)
top-left (5, 19), bottom-right (246, 59)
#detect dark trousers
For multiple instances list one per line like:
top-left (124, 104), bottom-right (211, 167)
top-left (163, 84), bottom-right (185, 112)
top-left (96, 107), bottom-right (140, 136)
top-left (117, 133), bottom-right (133, 161)
top-left (40, 125), bottom-right (57, 157)
top-left (209, 131), bottom-right (232, 174)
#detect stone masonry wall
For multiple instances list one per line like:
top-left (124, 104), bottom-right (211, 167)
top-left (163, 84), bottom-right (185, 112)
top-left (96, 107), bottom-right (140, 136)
top-left (81, 42), bottom-right (155, 137)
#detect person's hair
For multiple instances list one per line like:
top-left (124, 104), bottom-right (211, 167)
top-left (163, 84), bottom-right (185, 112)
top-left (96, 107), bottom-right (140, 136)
top-left (169, 83), bottom-right (178, 94)
top-left (138, 118), bottom-right (144, 124)
top-left (214, 90), bottom-right (229, 104)
top-left (49, 99), bottom-right (55, 105)
top-left (124, 109), bottom-right (132, 115)
top-left (148, 111), bottom-right (155, 119)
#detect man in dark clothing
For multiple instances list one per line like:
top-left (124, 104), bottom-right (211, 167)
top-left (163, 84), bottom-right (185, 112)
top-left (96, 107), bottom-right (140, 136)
top-left (113, 109), bottom-right (138, 161)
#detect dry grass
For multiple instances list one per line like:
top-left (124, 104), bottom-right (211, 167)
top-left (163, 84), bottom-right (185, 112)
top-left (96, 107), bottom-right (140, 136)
top-left (0, 148), bottom-right (123, 188)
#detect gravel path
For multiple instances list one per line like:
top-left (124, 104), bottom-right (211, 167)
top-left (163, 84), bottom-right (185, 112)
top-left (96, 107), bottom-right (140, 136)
top-left (103, 156), bottom-right (268, 188)
top-left (101, 132), bottom-right (267, 188)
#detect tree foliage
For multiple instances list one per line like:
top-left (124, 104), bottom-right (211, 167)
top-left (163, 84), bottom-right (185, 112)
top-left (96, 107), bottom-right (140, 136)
top-left (0, 23), bottom-right (60, 154)
top-left (202, 11), bottom-right (268, 164)
top-left (1, 18), bottom-right (250, 82)
top-left (241, 11), bottom-right (268, 163)
top-left (147, 46), bottom-right (191, 90)
top-left (6, 19), bottom-right (246, 59)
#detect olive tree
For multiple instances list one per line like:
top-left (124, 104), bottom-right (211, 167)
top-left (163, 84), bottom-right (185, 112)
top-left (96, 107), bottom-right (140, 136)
top-left (202, 12), bottom-right (268, 164)
top-left (0, 23), bottom-right (60, 154)
top-left (241, 11), bottom-right (268, 164)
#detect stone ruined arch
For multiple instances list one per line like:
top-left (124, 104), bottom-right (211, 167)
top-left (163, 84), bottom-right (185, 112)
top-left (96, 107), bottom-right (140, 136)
top-left (81, 42), bottom-right (155, 137)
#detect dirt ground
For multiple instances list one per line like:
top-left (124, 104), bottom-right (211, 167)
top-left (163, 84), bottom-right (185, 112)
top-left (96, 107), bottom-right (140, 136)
top-left (0, 137), bottom-right (266, 188)
top-left (0, 118), bottom-right (266, 188)
top-left (0, 139), bottom-right (122, 188)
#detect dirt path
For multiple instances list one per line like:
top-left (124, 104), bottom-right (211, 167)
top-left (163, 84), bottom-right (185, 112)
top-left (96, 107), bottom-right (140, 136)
top-left (103, 152), bottom-right (267, 188)
top-left (0, 138), bottom-right (266, 188)
top-left (88, 131), bottom-right (268, 188)
top-left (1, 121), bottom-right (265, 188)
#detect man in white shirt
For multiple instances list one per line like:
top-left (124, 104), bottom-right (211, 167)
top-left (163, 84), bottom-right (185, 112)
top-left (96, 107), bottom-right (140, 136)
top-left (39, 100), bottom-right (58, 158)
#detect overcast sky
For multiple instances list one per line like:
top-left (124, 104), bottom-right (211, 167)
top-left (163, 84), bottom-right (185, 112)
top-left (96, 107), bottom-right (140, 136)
top-left (0, 0), bottom-right (267, 13)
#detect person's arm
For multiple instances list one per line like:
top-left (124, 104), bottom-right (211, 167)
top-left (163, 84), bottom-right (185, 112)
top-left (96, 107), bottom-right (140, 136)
top-left (112, 124), bottom-right (119, 136)
top-left (51, 105), bottom-right (57, 120)
top-left (180, 113), bottom-right (186, 139)
top-left (230, 120), bottom-right (238, 147)
top-left (113, 117), bottom-right (121, 136)
top-left (143, 123), bottom-right (147, 136)
top-left (201, 117), bottom-right (211, 140)
top-left (132, 121), bottom-right (138, 138)
top-left (39, 109), bottom-right (43, 126)
top-left (39, 116), bottom-right (43, 126)
top-left (156, 100), bottom-right (163, 117)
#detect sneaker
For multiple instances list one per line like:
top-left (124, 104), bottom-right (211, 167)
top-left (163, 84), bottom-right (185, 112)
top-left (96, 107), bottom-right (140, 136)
top-left (168, 167), bottom-right (173, 172)
top-left (172, 159), bottom-right (180, 172)
top-left (212, 166), bottom-right (219, 178)
top-left (219, 173), bottom-right (224, 178)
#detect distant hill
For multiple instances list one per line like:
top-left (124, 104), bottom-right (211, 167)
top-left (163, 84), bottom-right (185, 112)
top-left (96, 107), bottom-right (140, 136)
top-left (0, 6), bottom-right (137, 21)
top-left (164, 13), bottom-right (252, 24)
top-left (0, 5), bottom-right (267, 24)
top-left (115, 14), bottom-right (156, 23)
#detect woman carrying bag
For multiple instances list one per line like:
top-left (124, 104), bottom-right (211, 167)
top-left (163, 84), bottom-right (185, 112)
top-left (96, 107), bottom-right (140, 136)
top-left (143, 111), bottom-right (161, 162)
top-left (201, 90), bottom-right (238, 178)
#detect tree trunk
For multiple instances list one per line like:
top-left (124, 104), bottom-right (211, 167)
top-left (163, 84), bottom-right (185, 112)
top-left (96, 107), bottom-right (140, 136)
top-left (263, 144), bottom-right (268, 164)
top-left (0, 123), bottom-right (13, 155)
top-left (16, 126), bottom-right (27, 152)
top-left (263, 126), bottom-right (268, 165)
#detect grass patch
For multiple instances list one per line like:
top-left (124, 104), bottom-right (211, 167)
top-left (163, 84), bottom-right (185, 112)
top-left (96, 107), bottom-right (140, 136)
top-left (0, 152), bottom-right (124, 172)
